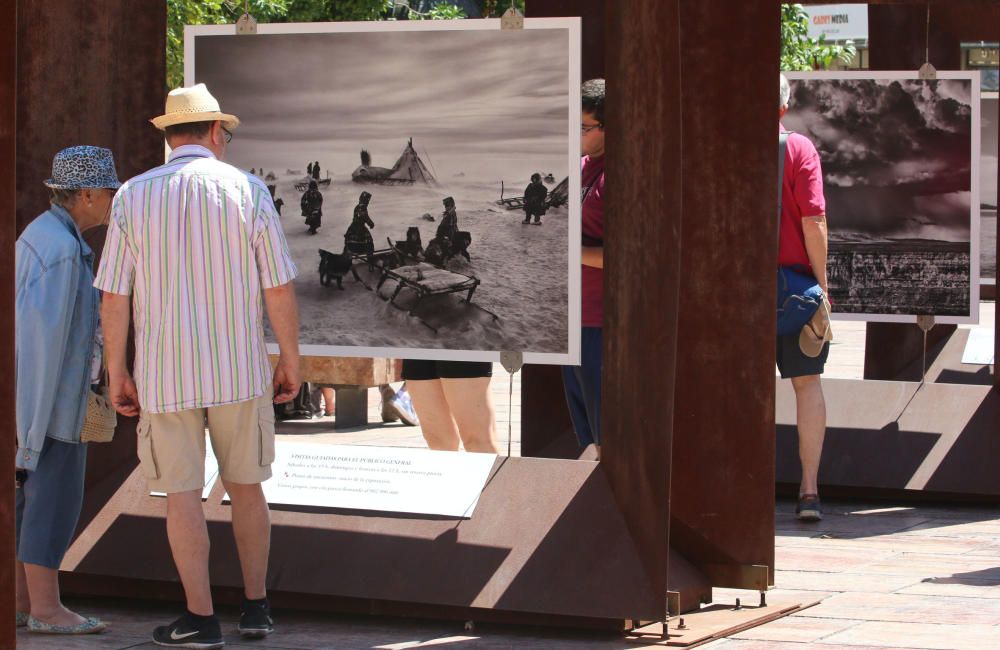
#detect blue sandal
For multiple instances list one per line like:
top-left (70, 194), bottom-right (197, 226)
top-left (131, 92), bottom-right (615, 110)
top-left (27, 615), bottom-right (107, 635)
top-left (16, 612), bottom-right (29, 627)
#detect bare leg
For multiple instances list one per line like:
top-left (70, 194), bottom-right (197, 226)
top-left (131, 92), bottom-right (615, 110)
top-left (23, 564), bottom-right (85, 626)
top-left (166, 490), bottom-right (213, 615)
top-left (791, 374), bottom-right (826, 496)
top-left (16, 561), bottom-right (29, 614)
top-left (321, 387), bottom-right (335, 416)
top-left (441, 377), bottom-right (499, 454)
top-left (406, 379), bottom-right (461, 451)
top-left (224, 481), bottom-right (271, 600)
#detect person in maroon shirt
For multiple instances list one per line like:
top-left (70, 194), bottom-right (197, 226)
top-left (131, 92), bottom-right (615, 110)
top-left (779, 73), bottom-right (831, 522)
top-left (562, 79), bottom-right (606, 458)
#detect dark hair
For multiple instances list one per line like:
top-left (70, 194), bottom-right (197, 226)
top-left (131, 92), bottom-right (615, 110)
top-left (581, 78), bottom-right (605, 125)
top-left (164, 120), bottom-right (213, 140)
top-left (531, 173), bottom-right (542, 182)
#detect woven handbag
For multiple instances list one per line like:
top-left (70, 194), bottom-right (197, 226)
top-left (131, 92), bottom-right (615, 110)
top-left (80, 373), bottom-right (117, 443)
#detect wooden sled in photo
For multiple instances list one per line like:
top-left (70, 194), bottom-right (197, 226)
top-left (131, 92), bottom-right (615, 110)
top-left (294, 175), bottom-right (332, 192)
top-left (317, 246), bottom-right (395, 291)
top-left (375, 263), bottom-right (499, 333)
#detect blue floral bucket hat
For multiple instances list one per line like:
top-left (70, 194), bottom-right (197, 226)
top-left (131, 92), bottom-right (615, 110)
top-left (44, 146), bottom-right (122, 190)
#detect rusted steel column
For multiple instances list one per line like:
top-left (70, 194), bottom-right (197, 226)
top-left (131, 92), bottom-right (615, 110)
top-left (16, 0), bottom-right (166, 234)
top-left (600, 0), bottom-right (683, 605)
top-left (662, 0), bottom-right (780, 577)
top-left (0, 0), bottom-right (16, 646)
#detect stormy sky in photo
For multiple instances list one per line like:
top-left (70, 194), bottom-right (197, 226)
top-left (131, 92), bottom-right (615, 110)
top-left (194, 28), bottom-right (570, 182)
top-left (784, 78), bottom-right (975, 242)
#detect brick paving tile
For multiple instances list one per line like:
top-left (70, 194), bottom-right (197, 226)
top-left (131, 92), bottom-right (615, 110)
top-left (824, 621), bottom-right (1000, 650)
top-left (729, 615), bottom-right (863, 643)
top-left (804, 592), bottom-right (1000, 625)
top-left (773, 570), bottom-right (920, 594)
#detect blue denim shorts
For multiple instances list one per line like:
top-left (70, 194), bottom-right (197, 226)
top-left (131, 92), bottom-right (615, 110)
top-left (776, 333), bottom-right (829, 379)
top-left (15, 437), bottom-right (87, 569)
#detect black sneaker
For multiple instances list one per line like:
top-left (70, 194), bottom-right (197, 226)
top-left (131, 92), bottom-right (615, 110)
top-left (153, 613), bottom-right (224, 648)
top-left (238, 599), bottom-right (273, 639)
top-left (796, 494), bottom-right (823, 522)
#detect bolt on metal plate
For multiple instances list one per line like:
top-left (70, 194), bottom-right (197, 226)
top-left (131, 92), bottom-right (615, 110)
top-left (917, 314), bottom-right (936, 332)
top-left (918, 62), bottom-right (937, 80)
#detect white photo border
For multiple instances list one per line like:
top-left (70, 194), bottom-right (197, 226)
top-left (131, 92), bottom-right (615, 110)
top-left (785, 70), bottom-right (981, 325)
top-left (186, 18), bottom-right (583, 364)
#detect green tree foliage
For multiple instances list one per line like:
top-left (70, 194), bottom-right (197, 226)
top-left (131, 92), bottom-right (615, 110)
top-left (167, 0), bottom-right (290, 88)
top-left (781, 3), bottom-right (857, 71)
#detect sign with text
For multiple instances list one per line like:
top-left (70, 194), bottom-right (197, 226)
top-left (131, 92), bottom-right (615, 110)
top-left (804, 4), bottom-right (869, 42)
top-left (258, 443), bottom-right (497, 518)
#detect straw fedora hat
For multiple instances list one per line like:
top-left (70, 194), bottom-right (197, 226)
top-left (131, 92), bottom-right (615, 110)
top-left (150, 83), bottom-right (240, 131)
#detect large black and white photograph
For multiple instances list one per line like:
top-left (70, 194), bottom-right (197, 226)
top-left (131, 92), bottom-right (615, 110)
top-left (980, 94), bottom-right (998, 286)
top-left (188, 20), bottom-right (581, 363)
top-left (784, 72), bottom-right (981, 323)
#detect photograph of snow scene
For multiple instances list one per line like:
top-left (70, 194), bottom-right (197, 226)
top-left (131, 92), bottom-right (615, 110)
top-left (189, 19), bottom-right (581, 362)
top-left (784, 72), bottom-right (980, 323)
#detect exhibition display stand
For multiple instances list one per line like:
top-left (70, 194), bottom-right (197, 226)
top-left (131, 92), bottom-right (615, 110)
top-left (3, 2), bottom-right (998, 648)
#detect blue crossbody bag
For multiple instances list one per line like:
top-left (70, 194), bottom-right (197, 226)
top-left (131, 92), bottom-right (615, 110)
top-left (776, 132), bottom-right (825, 337)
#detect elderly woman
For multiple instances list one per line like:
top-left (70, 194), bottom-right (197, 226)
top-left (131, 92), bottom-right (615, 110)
top-left (14, 146), bottom-right (121, 635)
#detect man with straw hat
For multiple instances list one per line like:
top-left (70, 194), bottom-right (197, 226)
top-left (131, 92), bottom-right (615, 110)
top-left (95, 83), bottom-right (300, 648)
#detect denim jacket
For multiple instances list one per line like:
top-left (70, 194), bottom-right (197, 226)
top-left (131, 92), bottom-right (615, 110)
top-left (15, 205), bottom-right (99, 470)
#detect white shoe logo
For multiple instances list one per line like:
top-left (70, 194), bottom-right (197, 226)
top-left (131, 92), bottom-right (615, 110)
top-left (170, 629), bottom-right (200, 640)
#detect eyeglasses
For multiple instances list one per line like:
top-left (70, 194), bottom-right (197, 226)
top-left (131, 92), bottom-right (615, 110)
top-left (581, 123), bottom-right (603, 134)
top-left (221, 127), bottom-right (233, 144)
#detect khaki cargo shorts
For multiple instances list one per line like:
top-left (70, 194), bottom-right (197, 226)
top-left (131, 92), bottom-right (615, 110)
top-left (136, 393), bottom-right (275, 494)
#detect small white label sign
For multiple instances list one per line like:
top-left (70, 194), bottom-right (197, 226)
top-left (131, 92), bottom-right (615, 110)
top-left (258, 443), bottom-right (497, 518)
top-left (962, 328), bottom-right (995, 365)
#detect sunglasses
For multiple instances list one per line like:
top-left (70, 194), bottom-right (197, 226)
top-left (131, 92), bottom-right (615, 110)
top-left (221, 126), bottom-right (233, 144)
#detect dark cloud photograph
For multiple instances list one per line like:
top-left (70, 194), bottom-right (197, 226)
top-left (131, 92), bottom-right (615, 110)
top-left (784, 73), bottom-right (981, 323)
top-left (189, 20), bottom-right (580, 363)
top-left (980, 94), bottom-right (998, 285)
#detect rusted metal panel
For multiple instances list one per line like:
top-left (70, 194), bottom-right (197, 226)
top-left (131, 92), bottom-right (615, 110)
top-left (0, 1), bottom-right (16, 646)
top-left (777, 378), bottom-right (1000, 496)
top-left (65, 457), bottom-right (663, 621)
top-left (16, 0), bottom-right (166, 234)
top-left (601, 0), bottom-right (684, 613)
top-left (664, 0), bottom-right (779, 580)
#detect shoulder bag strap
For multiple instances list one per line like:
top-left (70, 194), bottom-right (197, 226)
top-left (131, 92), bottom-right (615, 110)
top-left (778, 132), bottom-right (789, 240)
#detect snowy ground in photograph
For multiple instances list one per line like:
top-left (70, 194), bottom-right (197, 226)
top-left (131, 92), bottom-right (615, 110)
top-left (265, 173), bottom-right (569, 356)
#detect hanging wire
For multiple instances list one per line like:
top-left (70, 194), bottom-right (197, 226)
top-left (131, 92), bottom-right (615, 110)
top-left (925, 3), bottom-right (931, 64)
top-left (506, 369), bottom-right (513, 457)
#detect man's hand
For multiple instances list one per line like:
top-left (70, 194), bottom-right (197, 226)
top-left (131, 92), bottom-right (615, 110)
top-left (109, 372), bottom-right (140, 417)
top-left (272, 356), bottom-right (301, 404)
